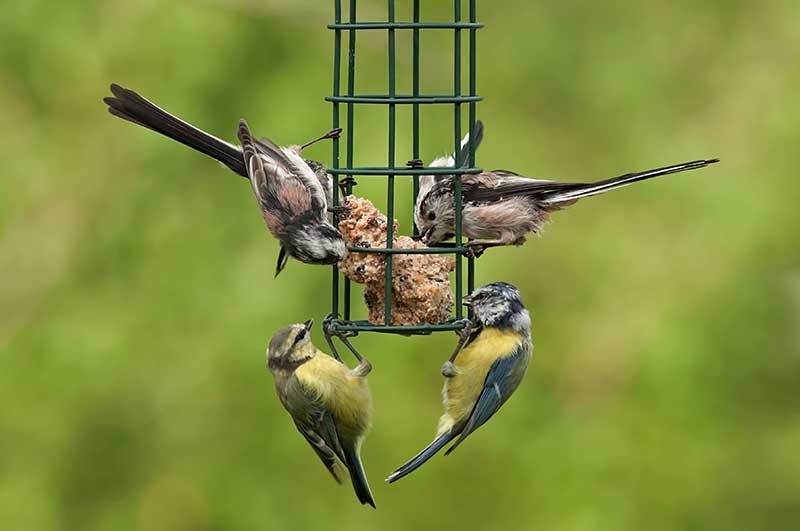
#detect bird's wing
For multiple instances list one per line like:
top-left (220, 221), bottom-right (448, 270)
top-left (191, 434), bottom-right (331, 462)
top-left (445, 343), bottom-right (528, 455)
top-left (290, 381), bottom-right (348, 482)
top-left (237, 123), bottom-right (326, 219)
top-left (462, 172), bottom-right (582, 203)
top-left (254, 136), bottom-right (328, 214)
top-left (293, 416), bottom-right (344, 484)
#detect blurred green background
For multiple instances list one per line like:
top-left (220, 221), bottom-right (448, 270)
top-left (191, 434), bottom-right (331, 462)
top-left (2, 1), bottom-right (799, 530)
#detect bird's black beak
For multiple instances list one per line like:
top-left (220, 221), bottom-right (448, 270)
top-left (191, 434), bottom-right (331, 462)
top-left (461, 295), bottom-right (473, 307)
top-left (303, 319), bottom-right (314, 331)
top-left (420, 227), bottom-right (434, 245)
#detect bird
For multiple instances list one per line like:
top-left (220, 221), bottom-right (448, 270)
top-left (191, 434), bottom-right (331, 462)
top-left (237, 119), bottom-right (346, 276)
top-left (103, 84), bottom-right (345, 275)
top-left (266, 319), bottom-right (375, 507)
top-left (386, 282), bottom-right (532, 483)
top-left (414, 129), bottom-right (719, 253)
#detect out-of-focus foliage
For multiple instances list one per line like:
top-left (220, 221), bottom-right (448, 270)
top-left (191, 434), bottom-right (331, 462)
top-left (1, 1), bottom-right (798, 530)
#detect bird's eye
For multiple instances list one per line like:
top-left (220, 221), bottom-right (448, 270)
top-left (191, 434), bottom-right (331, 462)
top-left (427, 212), bottom-right (436, 221)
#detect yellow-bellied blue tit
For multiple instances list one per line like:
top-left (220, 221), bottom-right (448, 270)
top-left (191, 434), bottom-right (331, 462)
top-left (267, 320), bottom-right (375, 507)
top-left (386, 282), bottom-right (532, 483)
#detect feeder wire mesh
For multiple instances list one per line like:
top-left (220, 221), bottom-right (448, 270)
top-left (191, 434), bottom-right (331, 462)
top-left (326, 0), bottom-right (482, 336)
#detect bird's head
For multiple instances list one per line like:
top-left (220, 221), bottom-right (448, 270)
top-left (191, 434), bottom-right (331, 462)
top-left (285, 221), bottom-right (347, 265)
top-left (414, 177), bottom-right (456, 245)
top-left (267, 319), bottom-right (317, 372)
top-left (462, 282), bottom-right (531, 331)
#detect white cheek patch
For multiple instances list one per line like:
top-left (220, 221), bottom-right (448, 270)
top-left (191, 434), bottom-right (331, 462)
top-left (476, 300), bottom-right (510, 325)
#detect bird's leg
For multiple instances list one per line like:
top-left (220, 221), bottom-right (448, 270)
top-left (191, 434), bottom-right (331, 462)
top-left (327, 205), bottom-right (351, 215)
top-left (338, 176), bottom-right (358, 198)
top-left (323, 315), bottom-right (371, 375)
top-left (300, 128), bottom-right (342, 150)
top-left (322, 315), bottom-right (344, 363)
top-left (339, 334), bottom-right (372, 377)
top-left (441, 319), bottom-right (475, 378)
top-left (465, 233), bottom-right (519, 258)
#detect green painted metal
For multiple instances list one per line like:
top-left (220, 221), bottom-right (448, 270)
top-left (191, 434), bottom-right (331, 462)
top-left (331, 320), bottom-right (470, 334)
top-left (327, 22), bottom-right (483, 30)
top-left (328, 0), bottom-right (481, 336)
top-left (347, 246), bottom-right (472, 255)
top-left (326, 95), bottom-right (481, 104)
top-left (327, 166), bottom-right (482, 176)
top-left (412, 0), bottom-right (420, 236)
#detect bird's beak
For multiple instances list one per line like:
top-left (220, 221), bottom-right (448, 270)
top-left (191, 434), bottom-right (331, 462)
top-left (421, 227), bottom-right (434, 245)
top-left (461, 295), bottom-right (473, 307)
top-left (303, 319), bottom-right (314, 331)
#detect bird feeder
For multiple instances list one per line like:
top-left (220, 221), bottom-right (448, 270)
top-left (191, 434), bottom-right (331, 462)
top-left (323, 0), bottom-right (482, 352)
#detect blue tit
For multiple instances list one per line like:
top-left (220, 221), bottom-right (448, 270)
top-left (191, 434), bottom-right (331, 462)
top-left (267, 320), bottom-right (375, 507)
top-left (386, 282), bottom-right (532, 483)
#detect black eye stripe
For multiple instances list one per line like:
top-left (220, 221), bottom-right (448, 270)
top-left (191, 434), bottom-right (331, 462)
top-left (291, 329), bottom-right (306, 348)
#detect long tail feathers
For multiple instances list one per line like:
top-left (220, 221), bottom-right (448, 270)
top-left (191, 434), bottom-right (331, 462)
top-left (385, 431), bottom-right (455, 484)
top-left (458, 120), bottom-right (484, 166)
top-left (538, 158), bottom-right (719, 204)
top-left (343, 447), bottom-right (375, 508)
top-left (103, 83), bottom-right (247, 177)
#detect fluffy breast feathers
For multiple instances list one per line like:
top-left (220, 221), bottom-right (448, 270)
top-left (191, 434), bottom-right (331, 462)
top-left (294, 353), bottom-right (373, 439)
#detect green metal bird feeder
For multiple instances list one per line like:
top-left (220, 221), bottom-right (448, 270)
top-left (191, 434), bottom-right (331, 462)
top-left (323, 0), bottom-right (482, 343)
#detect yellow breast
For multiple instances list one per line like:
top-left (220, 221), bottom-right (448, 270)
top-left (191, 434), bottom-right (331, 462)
top-left (438, 328), bottom-right (523, 433)
top-left (295, 353), bottom-right (373, 440)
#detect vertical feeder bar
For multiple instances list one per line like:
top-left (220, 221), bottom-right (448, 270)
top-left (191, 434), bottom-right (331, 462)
top-left (453, 0), bottom-right (463, 319)
top-left (411, 0), bottom-right (420, 234)
top-left (467, 0), bottom-right (477, 298)
top-left (384, 0), bottom-right (397, 325)
top-left (331, 0), bottom-right (342, 317)
top-left (344, 0), bottom-right (357, 321)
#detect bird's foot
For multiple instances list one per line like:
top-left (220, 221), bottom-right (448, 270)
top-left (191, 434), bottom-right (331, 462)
top-left (441, 360), bottom-right (459, 378)
top-left (350, 358), bottom-right (372, 378)
top-left (327, 205), bottom-right (351, 215)
top-left (338, 177), bottom-right (358, 197)
top-left (464, 243), bottom-right (486, 259)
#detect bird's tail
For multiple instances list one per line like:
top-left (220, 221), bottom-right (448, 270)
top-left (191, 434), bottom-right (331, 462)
top-left (457, 119), bottom-right (484, 166)
top-left (343, 446), bottom-right (376, 508)
top-left (385, 431), bottom-right (456, 484)
top-left (103, 83), bottom-right (247, 177)
top-left (538, 158), bottom-right (719, 205)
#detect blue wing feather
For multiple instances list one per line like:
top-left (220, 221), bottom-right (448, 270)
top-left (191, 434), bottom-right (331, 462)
top-left (445, 346), bottom-right (527, 455)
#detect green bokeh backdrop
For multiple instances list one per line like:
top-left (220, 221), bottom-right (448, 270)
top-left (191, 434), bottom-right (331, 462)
top-left (2, 1), bottom-right (799, 530)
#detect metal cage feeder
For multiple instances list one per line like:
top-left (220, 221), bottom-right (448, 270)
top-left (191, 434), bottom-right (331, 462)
top-left (323, 0), bottom-right (482, 349)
